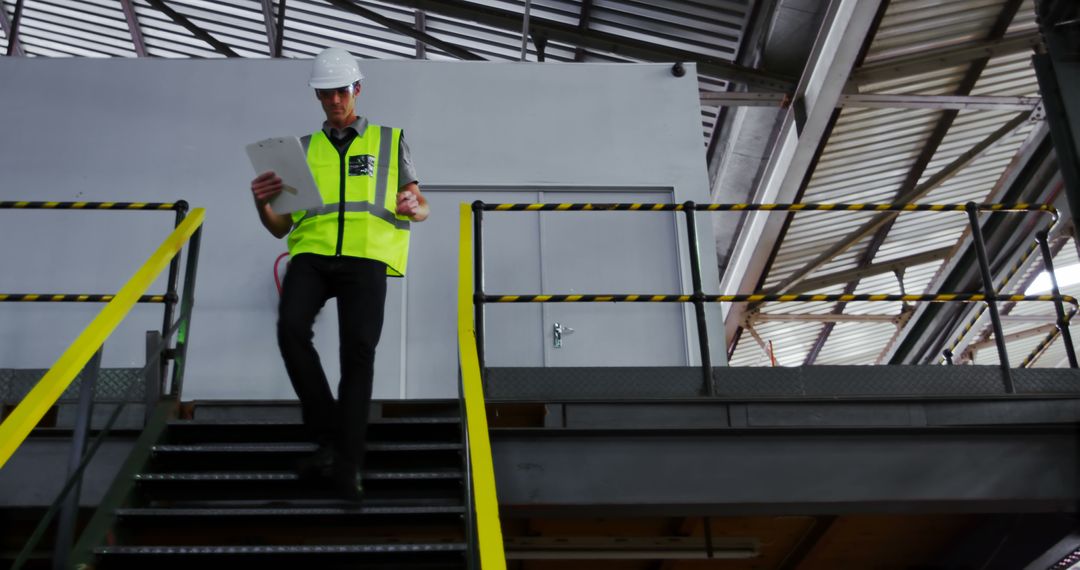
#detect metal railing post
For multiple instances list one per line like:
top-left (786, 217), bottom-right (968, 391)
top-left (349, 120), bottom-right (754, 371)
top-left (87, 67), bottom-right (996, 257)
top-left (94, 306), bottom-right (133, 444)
top-left (683, 202), bottom-right (714, 395)
top-left (144, 330), bottom-right (163, 425)
top-left (1036, 230), bottom-right (1078, 368)
top-left (159, 201), bottom-right (187, 382)
top-left (472, 201), bottom-right (486, 375)
top-left (168, 226), bottom-right (202, 399)
top-left (52, 347), bottom-right (102, 570)
top-left (965, 202), bottom-right (1014, 392)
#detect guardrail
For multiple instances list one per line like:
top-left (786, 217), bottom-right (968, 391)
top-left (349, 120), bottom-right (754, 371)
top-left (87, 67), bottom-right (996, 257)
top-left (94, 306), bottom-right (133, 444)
top-left (469, 201), bottom-right (1077, 396)
top-left (0, 201), bottom-right (204, 569)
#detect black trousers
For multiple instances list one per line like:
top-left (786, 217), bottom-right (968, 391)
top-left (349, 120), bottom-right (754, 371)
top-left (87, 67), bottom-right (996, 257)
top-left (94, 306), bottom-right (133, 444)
top-left (277, 253), bottom-right (387, 471)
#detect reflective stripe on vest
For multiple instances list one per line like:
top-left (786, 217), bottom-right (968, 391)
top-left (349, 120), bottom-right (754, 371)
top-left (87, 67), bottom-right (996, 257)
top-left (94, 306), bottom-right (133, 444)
top-left (287, 125), bottom-right (411, 276)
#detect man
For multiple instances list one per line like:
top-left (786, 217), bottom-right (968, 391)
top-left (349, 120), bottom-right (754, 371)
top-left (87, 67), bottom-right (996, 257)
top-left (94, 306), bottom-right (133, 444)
top-left (250, 47), bottom-right (429, 501)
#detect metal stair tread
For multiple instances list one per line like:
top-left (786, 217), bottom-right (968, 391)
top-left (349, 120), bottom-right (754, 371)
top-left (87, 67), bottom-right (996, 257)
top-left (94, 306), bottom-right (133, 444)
top-left (114, 505), bottom-right (465, 516)
top-left (94, 543), bottom-right (467, 555)
top-left (167, 417), bottom-right (459, 427)
top-left (151, 497), bottom-right (464, 509)
top-left (152, 442), bottom-right (462, 453)
top-left (135, 469), bottom-right (462, 481)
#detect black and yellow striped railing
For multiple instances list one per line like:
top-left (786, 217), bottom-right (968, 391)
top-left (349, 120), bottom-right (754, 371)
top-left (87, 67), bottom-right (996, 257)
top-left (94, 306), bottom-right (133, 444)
top-left (481, 202), bottom-right (1057, 215)
top-left (0, 209), bottom-right (205, 468)
top-left (0, 201), bottom-right (182, 210)
top-left (0, 294), bottom-right (172, 303)
top-left (482, 293), bottom-right (1079, 305)
top-left (470, 199), bottom-right (1077, 382)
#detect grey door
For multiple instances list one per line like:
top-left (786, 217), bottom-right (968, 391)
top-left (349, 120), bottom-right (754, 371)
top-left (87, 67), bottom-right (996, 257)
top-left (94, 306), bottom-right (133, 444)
top-left (538, 191), bottom-right (687, 367)
top-left (402, 189), bottom-right (687, 399)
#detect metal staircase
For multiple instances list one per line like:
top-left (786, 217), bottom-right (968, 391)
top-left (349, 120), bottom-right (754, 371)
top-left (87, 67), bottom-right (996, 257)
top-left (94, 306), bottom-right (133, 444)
top-left (81, 401), bottom-right (470, 569)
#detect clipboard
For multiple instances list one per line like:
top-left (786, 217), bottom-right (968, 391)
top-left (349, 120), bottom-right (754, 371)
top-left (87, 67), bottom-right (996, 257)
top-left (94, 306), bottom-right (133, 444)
top-left (246, 136), bottom-right (323, 215)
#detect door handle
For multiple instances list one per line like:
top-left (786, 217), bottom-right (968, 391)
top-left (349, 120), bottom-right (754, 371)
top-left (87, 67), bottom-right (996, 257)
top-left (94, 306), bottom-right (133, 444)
top-left (553, 322), bottom-right (575, 348)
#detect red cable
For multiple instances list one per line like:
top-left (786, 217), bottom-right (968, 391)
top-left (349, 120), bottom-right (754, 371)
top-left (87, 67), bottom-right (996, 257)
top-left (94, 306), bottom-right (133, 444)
top-left (274, 252), bottom-right (290, 295)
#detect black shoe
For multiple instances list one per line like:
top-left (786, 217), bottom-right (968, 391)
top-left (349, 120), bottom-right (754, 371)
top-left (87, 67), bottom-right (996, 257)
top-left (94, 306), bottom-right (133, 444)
top-left (295, 445), bottom-right (335, 481)
top-left (332, 457), bottom-right (364, 502)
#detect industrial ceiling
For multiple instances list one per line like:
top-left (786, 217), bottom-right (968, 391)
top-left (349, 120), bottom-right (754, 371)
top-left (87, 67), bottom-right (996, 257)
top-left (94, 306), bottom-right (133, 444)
top-left (0, 0), bottom-right (1074, 370)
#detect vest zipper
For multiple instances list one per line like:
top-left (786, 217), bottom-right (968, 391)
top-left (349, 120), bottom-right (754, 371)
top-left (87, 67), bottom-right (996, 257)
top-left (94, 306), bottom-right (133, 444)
top-left (335, 144), bottom-right (346, 257)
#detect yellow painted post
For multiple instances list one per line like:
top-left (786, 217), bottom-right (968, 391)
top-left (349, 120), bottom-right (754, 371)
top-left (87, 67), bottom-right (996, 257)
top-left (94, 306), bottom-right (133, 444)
top-left (457, 203), bottom-right (506, 569)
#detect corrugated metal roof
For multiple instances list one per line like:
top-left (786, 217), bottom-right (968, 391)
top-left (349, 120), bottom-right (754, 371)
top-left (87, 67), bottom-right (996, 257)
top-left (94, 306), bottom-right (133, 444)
top-left (0, 0), bottom-right (751, 144)
top-left (729, 0), bottom-right (1062, 368)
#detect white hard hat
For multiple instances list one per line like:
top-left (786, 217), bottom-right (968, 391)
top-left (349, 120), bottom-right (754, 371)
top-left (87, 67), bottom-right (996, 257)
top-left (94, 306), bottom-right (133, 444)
top-left (309, 47), bottom-right (364, 89)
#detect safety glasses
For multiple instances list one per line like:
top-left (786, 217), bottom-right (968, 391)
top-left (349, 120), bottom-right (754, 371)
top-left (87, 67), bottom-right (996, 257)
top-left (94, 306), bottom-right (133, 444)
top-left (315, 84), bottom-right (356, 100)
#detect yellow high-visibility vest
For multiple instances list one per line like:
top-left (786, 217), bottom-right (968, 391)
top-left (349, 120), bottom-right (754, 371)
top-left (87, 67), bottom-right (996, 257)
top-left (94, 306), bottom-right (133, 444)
top-left (288, 125), bottom-right (411, 277)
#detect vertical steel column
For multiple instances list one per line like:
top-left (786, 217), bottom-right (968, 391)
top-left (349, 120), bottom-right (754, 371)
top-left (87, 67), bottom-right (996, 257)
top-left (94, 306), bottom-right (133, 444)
top-left (1033, 0), bottom-right (1080, 250)
top-left (519, 0), bottom-right (532, 61)
top-left (472, 201), bottom-right (486, 374)
top-left (273, 0), bottom-right (287, 58)
top-left (159, 201), bottom-right (187, 385)
top-left (684, 202), bottom-right (714, 395)
top-left (168, 226), bottom-right (202, 399)
top-left (1036, 230), bottom-right (1078, 367)
top-left (965, 203), bottom-right (1014, 392)
top-left (53, 348), bottom-right (103, 570)
top-left (6, 0), bottom-right (25, 57)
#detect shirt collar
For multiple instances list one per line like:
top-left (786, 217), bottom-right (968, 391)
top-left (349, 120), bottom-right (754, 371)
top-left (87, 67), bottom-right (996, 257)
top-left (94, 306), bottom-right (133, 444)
top-left (323, 116), bottom-right (368, 139)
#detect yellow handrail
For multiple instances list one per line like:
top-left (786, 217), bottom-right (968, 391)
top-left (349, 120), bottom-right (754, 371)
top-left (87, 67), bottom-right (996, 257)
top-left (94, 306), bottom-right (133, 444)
top-left (458, 203), bottom-right (506, 569)
top-left (0, 208), bottom-right (206, 469)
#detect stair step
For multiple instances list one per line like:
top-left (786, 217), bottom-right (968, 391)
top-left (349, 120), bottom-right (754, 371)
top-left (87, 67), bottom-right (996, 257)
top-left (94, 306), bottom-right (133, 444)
top-left (146, 496), bottom-right (464, 509)
top-left (164, 419), bottom-right (462, 444)
top-left (109, 505), bottom-right (467, 546)
top-left (135, 469), bottom-right (462, 482)
top-left (115, 505), bottom-right (465, 517)
top-left (151, 442), bottom-right (462, 453)
top-left (95, 543), bottom-right (467, 555)
top-left (92, 542), bottom-right (468, 568)
top-left (168, 417), bottom-right (461, 427)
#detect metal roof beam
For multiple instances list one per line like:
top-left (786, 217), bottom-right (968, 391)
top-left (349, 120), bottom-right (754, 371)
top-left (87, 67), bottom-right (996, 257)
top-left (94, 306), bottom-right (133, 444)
top-left (786, 246), bottom-right (953, 294)
top-left (700, 92), bottom-right (1041, 111)
top-left (373, 0), bottom-right (794, 90)
top-left (797, 0), bottom-right (1024, 366)
top-left (120, 0), bottom-right (148, 57)
top-left (968, 324), bottom-right (1058, 353)
top-left (839, 94), bottom-right (1041, 111)
top-left (573, 0), bottom-right (593, 62)
top-left (751, 313), bottom-right (899, 323)
top-left (323, 0), bottom-right (483, 61)
top-left (769, 111), bottom-right (1032, 296)
top-left (273, 0), bottom-right (286, 58)
top-left (143, 0), bottom-right (239, 58)
top-left (259, 0), bottom-right (278, 57)
top-left (868, 0), bottom-right (1028, 365)
top-left (3, 0), bottom-right (25, 57)
top-left (414, 10), bottom-right (425, 59)
top-left (720, 0), bottom-right (884, 345)
top-left (853, 30), bottom-right (1042, 87)
top-left (777, 516), bottom-right (836, 570)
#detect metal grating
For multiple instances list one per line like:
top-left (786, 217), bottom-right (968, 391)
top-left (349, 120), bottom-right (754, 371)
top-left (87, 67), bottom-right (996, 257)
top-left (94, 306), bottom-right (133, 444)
top-left (0, 368), bottom-right (146, 403)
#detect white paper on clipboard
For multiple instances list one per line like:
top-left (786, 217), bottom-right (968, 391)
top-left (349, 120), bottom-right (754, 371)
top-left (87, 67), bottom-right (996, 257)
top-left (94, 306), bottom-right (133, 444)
top-left (245, 136), bottom-right (323, 215)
